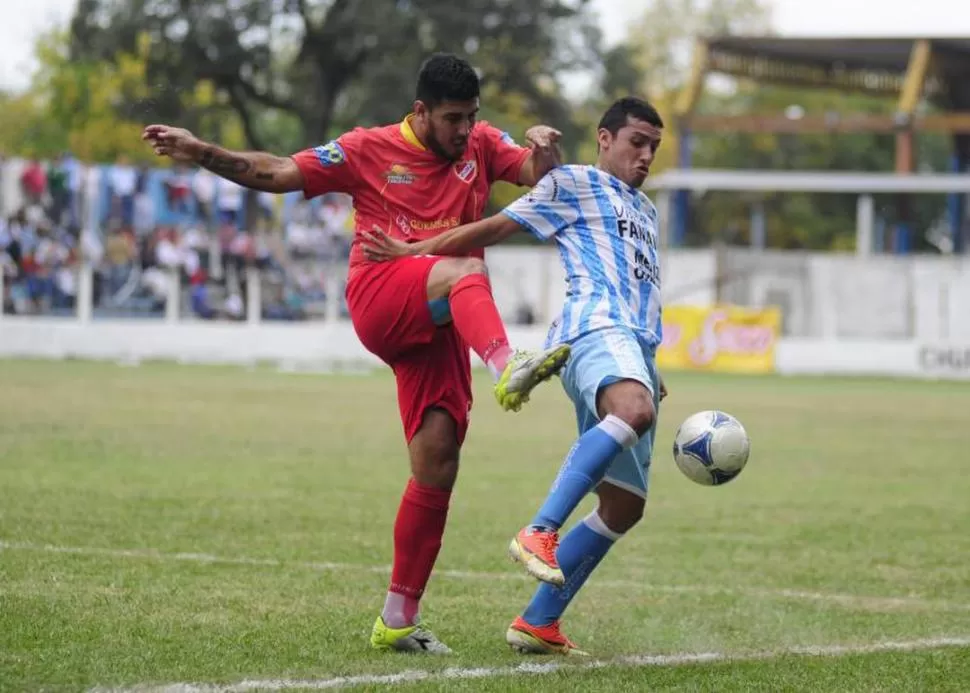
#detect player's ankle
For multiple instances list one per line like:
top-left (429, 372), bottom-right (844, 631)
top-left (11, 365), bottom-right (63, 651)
top-left (486, 344), bottom-right (513, 380)
top-left (527, 522), bottom-right (558, 533)
top-left (383, 591), bottom-right (420, 628)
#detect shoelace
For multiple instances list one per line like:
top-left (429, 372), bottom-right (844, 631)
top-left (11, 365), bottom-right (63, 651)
top-left (535, 531), bottom-right (560, 561)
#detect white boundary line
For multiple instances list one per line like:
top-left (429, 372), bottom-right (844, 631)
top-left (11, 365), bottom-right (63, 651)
top-left (2, 540), bottom-right (968, 614)
top-left (88, 636), bottom-right (970, 692)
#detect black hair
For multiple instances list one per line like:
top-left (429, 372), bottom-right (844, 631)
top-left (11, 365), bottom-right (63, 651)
top-left (415, 53), bottom-right (480, 108)
top-left (597, 96), bottom-right (664, 134)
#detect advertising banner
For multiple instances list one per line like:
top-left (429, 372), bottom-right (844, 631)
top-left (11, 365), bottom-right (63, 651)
top-left (657, 305), bottom-right (781, 373)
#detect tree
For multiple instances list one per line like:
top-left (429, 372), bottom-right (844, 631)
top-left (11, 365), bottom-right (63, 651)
top-left (689, 86), bottom-right (952, 250)
top-left (0, 30), bottom-right (159, 162)
top-left (628, 0), bottom-right (772, 100)
top-left (0, 28), bottom-right (247, 164)
top-left (614, 0), bottom-right (950, 250)
top-left (622, 0), bottom-right (772, 175)
top-left (69, 0), bottom-right (603, 154)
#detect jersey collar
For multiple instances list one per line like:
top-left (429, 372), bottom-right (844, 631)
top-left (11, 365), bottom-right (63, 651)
top-left (399, 114), bottom-right (427, 151)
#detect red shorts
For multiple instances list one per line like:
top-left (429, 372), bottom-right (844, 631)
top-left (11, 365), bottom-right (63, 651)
top-left (346, 257), bottom-right (472, 446)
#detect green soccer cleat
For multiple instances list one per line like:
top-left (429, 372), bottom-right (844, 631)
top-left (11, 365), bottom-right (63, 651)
top-left (370, 615), bottom-right (453, 654)
top-left (494, 345), bottom-right (571, 412)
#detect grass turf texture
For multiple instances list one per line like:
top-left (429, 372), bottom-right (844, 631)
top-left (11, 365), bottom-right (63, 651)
top-left (1, 359), bottom-right (968, 691)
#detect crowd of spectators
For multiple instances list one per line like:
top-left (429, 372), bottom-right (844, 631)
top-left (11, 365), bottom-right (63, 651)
top-left (0, 154), bottom-right (352, 321)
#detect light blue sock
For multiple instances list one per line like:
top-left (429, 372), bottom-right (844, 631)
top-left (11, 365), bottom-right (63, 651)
top-left (531, 415), bottom-right (637, 531)
top-left (522, 511), bottom-right (623, 626)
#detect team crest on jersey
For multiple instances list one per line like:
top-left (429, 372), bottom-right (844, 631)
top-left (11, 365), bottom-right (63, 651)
top-left (500, 131), bottom-right (516, 145)
top-left (384, 164), bottom-right (416, 184)
top-left (454, 160), bottom-right (477, 183)
top-left (313, 141), bottom-right (346, 167)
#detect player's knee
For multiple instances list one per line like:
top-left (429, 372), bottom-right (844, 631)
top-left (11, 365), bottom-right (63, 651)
top-left (609, 395), bottom-right (656, 437)
top-left (408, 409), bottom-right (461, 490)
top-left (427, 257), bottom-right (489, 300)
top-left (598, 380), bottom-right (656, 436)
top-left (456, 256), bottom-right (488, 278)
top-left (447, 257), bottom-right (488, 291)
top-left (410, 443), bottom-right (459, 489)
top-left (596, 493), bottom-right (645, 534)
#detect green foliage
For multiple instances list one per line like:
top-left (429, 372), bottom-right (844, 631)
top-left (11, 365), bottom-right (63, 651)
top-left (69, 0), bottom-right (601, 152)
top-left (0, 0), bottom-right (958, 251)
top-left (688, 85), bottom-right (953, 249)
top-left (0, 30), bottom-right (244, 164)
top-left (614, 0), bottom-right (955, 250)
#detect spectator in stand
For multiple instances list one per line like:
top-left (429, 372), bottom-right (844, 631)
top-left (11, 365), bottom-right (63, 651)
top-left (255, 190), bottom-right (276, 232)
top-left (62, 152), bottom-right (83, 229)
top-left (47, 154), bottom-right (71, 227)
top-left (133, 166), bottom-right (156, 238)
top-left (20, 160), bottom-right (47, 208)
top-left (109, 155), bottom-right (138, 228)
top-left (193, 168), bottom-right (216, 228)
top-left (164, 165), bottom-right (193, 219)
top-left (103, 229), bottom-right (135, 296)
top-left (217, 177), bottom-right (243, 228)
top-left (140, 227), bottom-right (181, 311)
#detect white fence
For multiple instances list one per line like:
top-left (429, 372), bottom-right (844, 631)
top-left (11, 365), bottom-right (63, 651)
top-left (2, 318), bottom-right (968, 380)
top-left (2, 247), bottom-right (969, 380)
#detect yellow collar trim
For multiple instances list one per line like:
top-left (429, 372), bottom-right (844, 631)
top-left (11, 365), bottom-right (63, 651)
top-left (400, 114), bottom-right (427, 151)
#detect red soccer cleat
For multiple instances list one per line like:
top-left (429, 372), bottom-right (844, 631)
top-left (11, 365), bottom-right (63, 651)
top-left (508, 526), bottom-right (564, 586)
top-left (506, 616), bottom-right (589, 656)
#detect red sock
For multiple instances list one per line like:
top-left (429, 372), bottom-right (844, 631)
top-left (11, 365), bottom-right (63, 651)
top-left (449, 274), bottom-right (512, 371)
top-left (388, 478), bottom-right (452, 604)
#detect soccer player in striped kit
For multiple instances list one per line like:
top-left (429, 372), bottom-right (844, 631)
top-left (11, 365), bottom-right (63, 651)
top-left (362, 96), bottom-right (669, 655)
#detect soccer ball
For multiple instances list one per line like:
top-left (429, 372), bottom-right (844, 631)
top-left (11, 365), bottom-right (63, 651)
top-left (672, 410), bottom-right (750, 486)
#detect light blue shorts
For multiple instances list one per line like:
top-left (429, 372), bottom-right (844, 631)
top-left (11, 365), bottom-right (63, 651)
top-left (558, 326), bottom-right (660, 499)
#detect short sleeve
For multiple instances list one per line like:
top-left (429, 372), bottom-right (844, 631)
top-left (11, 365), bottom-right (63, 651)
top-left (501, 168), bottom-right (581, 241)
top-left (479, 123), bottom-right (532, 185)
top-left (290, 129), bottom-right (366, 199)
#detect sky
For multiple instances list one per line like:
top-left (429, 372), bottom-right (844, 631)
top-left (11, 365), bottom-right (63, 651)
top-left (2, 0), bottom-right (970, 93)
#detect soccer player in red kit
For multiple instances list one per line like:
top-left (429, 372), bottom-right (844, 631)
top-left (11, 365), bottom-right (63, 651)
top-left (143, 53), bottom-right (570, 654)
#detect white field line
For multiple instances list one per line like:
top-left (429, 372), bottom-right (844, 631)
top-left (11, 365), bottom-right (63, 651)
top-left (2, 539), bottom-right (968, 614)
top-left (88, 636), bottom-right (970, 692)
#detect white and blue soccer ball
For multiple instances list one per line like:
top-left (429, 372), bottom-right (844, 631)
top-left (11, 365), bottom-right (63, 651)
top-left (672, 410), bottom-right (750, 486)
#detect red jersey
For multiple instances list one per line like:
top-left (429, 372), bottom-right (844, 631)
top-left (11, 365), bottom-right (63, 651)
top-left (291, 116), bottom-right (532, 279)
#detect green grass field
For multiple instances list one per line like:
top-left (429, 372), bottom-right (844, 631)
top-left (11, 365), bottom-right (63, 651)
top-left (2, 359), bottom-right (969, 692)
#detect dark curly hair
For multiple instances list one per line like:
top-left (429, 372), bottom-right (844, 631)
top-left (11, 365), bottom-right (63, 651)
top-left (598, 97), bottom-right (664, 134)
top-left (415, 53), bottom-right (480, 108)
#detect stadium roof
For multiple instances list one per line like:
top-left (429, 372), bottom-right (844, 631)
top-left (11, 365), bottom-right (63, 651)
top-left (707, 36), bottom-right (970, 75)
top-left (700, 36), bottom-right (970, 106)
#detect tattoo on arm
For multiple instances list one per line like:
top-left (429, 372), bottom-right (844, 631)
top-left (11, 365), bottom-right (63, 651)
top-left (198, 148), bottom-right (252, 175)
top-left (197, 146), bottom-right (277, 185)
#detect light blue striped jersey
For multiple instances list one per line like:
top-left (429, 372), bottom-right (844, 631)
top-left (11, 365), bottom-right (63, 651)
top-left (502, 164), bottom-right (662, 347)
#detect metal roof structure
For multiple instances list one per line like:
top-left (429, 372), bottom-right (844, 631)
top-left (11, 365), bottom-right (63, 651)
top-left (703, 37), bottom-right (970, 105)
top-left (662, 36), bottom-right (969, 254)
top-left (676, 36), bottom-right (970, 136)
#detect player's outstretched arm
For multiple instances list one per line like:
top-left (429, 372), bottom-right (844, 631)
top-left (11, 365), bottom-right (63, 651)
top-left (362, 214), bottom-right (523, 262)
top-left (518, 125), bottom-right (563, 187)
top-left (142, 124), bottom-right (304, 194)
